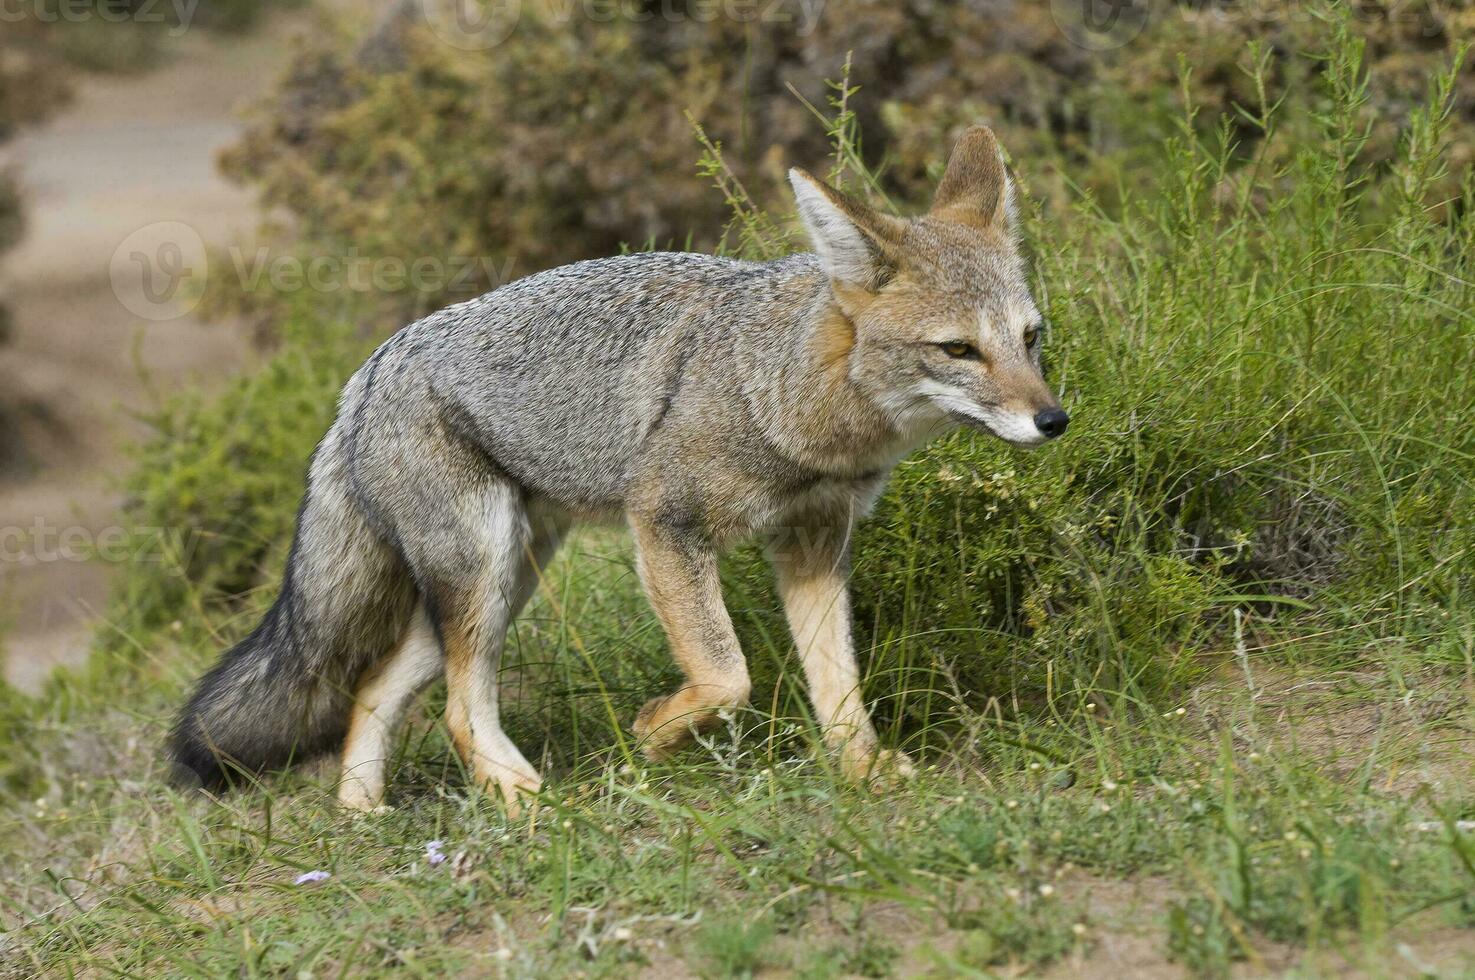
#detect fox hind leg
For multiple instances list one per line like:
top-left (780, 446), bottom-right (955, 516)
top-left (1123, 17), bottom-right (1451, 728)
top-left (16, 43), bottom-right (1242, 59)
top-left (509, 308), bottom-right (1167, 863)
top-left (419, 486), bottom-right (565, 814)
top-left (338, 603), bottom-right (443, 811)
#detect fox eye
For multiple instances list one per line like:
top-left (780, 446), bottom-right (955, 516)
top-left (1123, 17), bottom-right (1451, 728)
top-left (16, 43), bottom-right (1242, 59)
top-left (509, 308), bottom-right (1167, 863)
top-left (1023, 325), bottom-right (1040, 348)
top-left (939, 341), bottom-right (979, 360)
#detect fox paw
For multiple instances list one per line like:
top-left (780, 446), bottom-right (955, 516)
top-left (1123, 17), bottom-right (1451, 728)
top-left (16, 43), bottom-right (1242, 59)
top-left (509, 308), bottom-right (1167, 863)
top-left (481, 772), bottom-right (543, 819)
top-left (347, 804), bottom-right (396, 817)
top-left (337, 780), bottom-right (390, 814)
top-left (841, 746), bottom-right (917, 789)
top-left (632, 695), bottom-right (689, 761)
top-left (632, 695), bottom-right (664, 738)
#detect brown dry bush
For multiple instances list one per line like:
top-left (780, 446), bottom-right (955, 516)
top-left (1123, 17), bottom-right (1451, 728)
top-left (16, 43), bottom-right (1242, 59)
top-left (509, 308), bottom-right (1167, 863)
top-left (214, 0), bottom-right (1475, 328)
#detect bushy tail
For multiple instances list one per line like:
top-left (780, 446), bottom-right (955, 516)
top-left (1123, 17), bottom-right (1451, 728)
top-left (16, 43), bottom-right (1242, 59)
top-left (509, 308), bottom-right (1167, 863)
top-left (169, 469), bottom-right (416, 790)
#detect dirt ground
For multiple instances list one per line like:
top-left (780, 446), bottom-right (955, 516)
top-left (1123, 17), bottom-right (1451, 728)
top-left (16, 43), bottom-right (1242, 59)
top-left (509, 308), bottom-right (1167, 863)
top-left (0, 14), bottom-right (326, 691)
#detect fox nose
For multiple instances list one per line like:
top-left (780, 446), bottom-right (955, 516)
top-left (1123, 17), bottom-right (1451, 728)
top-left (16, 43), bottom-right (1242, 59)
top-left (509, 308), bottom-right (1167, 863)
top-left (1033, 408), bottom-right (1069, 439)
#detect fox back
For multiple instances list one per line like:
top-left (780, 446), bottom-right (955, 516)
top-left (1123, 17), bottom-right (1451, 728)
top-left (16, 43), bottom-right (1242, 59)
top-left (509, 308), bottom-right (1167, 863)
top-left (352, 251), bottom-right (850, 516)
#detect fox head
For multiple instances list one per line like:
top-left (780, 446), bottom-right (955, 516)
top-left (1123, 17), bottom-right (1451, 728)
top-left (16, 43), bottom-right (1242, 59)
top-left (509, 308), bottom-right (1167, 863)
top-left (789, 126), bottom-right (1067, 448)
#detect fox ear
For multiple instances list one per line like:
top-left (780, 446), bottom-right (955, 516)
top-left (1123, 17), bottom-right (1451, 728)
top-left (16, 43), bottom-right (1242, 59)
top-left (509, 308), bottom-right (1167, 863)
top-left (788, 168), bottom-right (903, 291)
top-left (929, 125), bottom-right (1014, 231)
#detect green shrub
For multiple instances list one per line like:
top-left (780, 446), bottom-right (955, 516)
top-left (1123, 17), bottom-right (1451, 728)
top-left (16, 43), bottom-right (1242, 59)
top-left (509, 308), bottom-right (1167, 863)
top-left (103, 296), bottom-right (375, 667)
top-left (839, 32), bottom-right (1475, 733)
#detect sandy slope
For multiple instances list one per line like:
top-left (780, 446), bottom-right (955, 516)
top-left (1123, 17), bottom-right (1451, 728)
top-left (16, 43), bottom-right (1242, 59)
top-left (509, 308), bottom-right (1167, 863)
top-left (0, 16), bottom-right (317, 691)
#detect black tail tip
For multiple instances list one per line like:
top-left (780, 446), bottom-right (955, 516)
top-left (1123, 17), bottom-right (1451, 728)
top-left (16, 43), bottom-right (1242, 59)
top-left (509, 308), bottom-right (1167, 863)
top-left (167, 726), bottom-right (234, 793)
top-left (167, 759), bottom-right (209, 791)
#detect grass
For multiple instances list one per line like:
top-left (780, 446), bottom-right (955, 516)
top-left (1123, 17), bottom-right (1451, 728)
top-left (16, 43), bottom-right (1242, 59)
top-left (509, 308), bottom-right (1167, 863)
top-left (2, 531), bottom-right (1472, 976)
top-left (3, 13), bottom-right (1475, 977)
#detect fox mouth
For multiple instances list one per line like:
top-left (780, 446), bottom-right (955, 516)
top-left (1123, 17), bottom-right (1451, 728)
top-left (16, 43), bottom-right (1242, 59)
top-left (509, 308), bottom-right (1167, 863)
top-left (949, 410), bottom-right (1049, 448)
top-left (908, 382), bottom-right (1053, 448)
top-left (932, 397), bottom-right (1049, 448)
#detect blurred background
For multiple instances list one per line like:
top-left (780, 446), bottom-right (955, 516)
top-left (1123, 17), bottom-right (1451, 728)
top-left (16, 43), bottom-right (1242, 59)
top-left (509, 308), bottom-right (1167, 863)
top-left (0, 0), bottom-right (1471, 694)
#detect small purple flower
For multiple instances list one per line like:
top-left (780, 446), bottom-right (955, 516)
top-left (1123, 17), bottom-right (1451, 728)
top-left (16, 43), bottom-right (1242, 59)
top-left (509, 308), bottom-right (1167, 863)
top-left (425, 840), bottom-right (448, 866)
top-left (295, 870), bottom-right (331, 885)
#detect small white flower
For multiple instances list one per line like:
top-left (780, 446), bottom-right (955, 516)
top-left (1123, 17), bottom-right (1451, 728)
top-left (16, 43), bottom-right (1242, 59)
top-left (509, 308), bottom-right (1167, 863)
top-left (1412, 819), bottom-right (1475, 833)
top-left (1038, 884), bottom-right (1055, 897)
top-left (612, 926), bottom-right (633, 942)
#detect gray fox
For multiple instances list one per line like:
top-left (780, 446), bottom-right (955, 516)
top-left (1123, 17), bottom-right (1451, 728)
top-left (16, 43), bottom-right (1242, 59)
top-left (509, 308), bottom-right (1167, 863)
top-left (170, 126), bottom-right (1067, 811)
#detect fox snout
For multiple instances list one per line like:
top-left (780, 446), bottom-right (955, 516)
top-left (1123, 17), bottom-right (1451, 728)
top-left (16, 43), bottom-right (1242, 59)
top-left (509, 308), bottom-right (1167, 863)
top-left (1034, 407), bottom-right (1069, 439)
top-left (981, 375), bottom-right (1068, 448)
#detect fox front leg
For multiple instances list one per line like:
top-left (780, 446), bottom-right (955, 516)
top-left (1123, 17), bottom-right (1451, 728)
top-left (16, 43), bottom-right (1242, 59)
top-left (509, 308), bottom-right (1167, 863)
top-left (767, 515), bottom-right (914, 785)
top-left (629, 517), bottom-right (752, 758)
